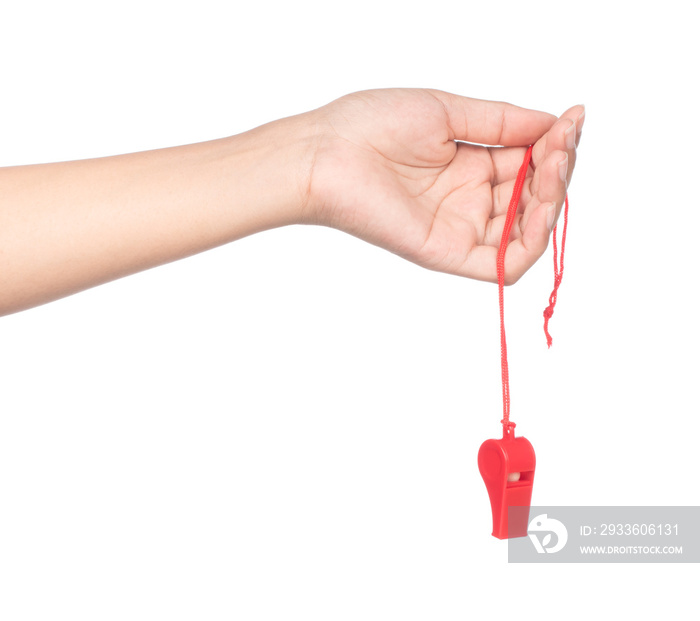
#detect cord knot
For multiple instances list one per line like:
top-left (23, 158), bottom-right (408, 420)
top-left (501, 419), bottom-right (516, 439)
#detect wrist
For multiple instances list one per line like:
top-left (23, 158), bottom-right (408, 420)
top-left (227, 111), bottom-right (325, 233)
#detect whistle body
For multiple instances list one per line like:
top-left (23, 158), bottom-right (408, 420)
top-left (478, 431), bottom-right (535, 539)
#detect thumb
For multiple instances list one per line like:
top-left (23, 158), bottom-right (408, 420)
top-left (428, 90), bottom-right (557, 146)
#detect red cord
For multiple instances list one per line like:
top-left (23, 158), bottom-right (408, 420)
top-left (497, 146), bottom-right (533, 430)
top-left (497, 145), bottom-right (569, 431)
top-left (543, 195), bottom-right (569, 347)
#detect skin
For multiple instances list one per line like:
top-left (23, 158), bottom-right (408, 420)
top-left (0, 88), bottom-right (584, 317)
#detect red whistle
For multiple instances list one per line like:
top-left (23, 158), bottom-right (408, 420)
top-left (478, 423), bottom-right (536, 539)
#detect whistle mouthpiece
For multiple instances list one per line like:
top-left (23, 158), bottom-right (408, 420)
top-left (478, 429), bottom-right (536, 539)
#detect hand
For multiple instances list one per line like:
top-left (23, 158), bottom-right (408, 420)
top-left (0, 87), bottom-right (583, 316)
top-left (305, 88), bottom-right (584, 284)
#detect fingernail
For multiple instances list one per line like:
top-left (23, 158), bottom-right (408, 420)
top-left (576, 108), bottom-right (586, 146)
top-left (546, 202), bottom-right (557, 232)
top-left (558, 154), bottom-right (568, 183)
top-left (564, 120), bottom-right (576, 150)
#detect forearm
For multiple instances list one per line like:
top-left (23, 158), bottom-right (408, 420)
top-left (0, 114), bottom-right (317, 316)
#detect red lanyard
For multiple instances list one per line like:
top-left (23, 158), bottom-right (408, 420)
top-left (497, 145), bottom-right (569, 431)
top-left (478, 145), bottom-right (569, 539)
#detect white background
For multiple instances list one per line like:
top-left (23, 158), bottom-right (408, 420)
top-left (1, 0), bottom-right (697, 619)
